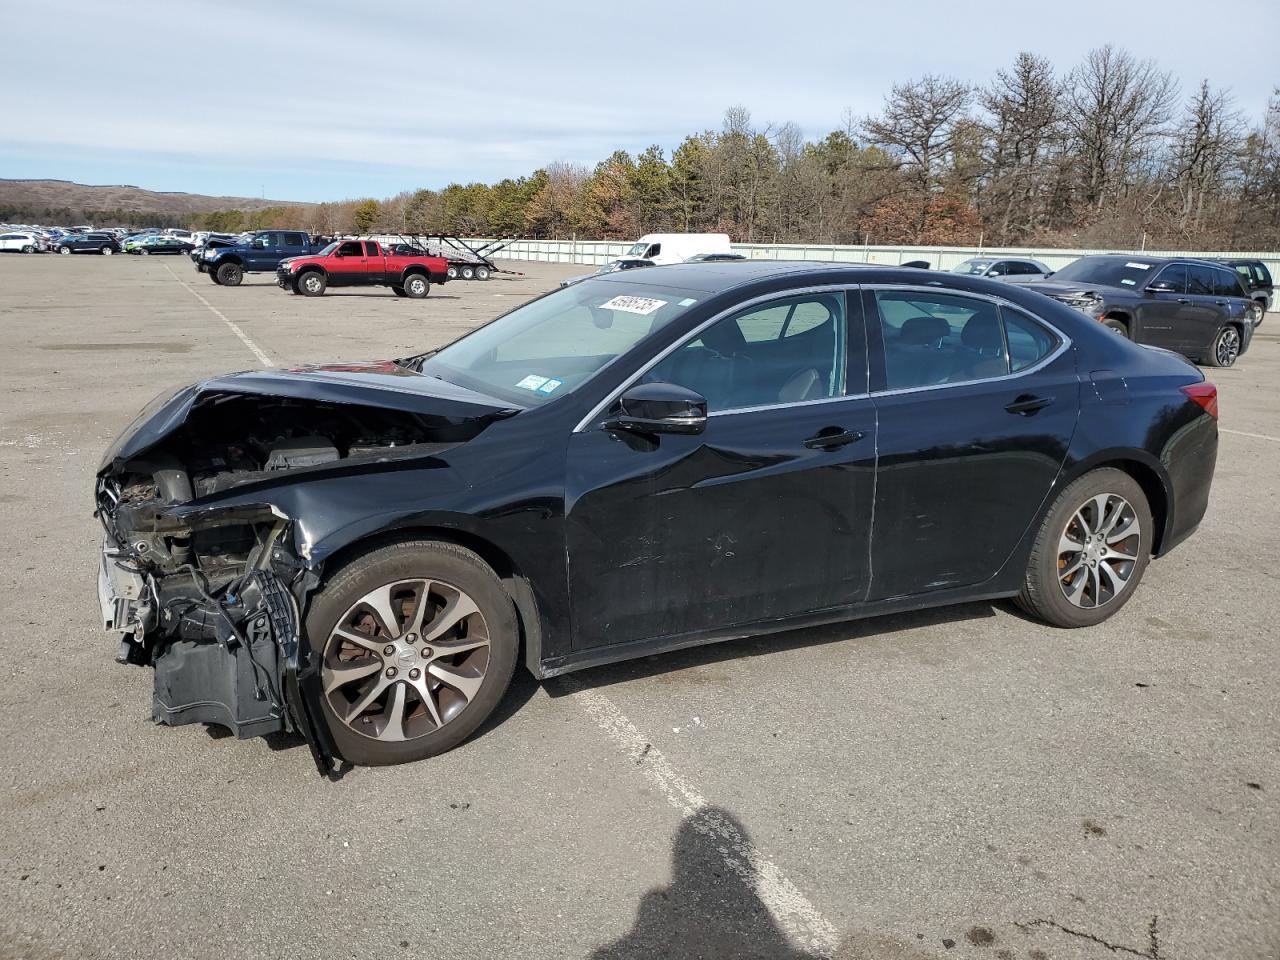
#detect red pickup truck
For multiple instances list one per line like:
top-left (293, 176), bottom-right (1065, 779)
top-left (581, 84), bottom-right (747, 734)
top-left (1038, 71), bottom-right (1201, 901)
top-left (276, 240), bottom-right (450, 298)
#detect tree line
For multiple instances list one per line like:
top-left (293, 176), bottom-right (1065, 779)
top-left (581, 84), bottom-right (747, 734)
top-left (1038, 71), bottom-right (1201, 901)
top-left (11, 47), bottom-right (1280, 250)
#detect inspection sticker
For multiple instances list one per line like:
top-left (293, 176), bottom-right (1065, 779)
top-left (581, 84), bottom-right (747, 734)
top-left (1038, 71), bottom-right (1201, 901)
top-left (515, 374), bottom-right (549, 390)
top-left (1124, 262), bottom-right (1151, 269)
top-left (537, 378), bottom-right (564, 394)
top-left (600, 295), bottom-right (668, 315)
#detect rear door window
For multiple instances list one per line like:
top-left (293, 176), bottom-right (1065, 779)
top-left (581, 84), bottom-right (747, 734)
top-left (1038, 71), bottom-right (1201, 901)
top-left (1212, 268), bottom-right (1244, 298)
top-left (364, 241), bottom-right (380, 257)
top-left (1003, 308), bottom-right (1058, 372)
top-left (1187, 264), bottom-right (1216, 296)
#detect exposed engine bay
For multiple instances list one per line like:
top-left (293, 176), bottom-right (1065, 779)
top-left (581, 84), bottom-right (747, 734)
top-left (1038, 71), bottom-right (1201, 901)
top-left (95, 381), bottom-right (503, 774)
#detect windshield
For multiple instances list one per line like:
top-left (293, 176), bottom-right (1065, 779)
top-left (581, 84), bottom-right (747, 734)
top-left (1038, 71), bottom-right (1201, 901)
top-left (315, 241), bottom-right (341, 256)
top-left (626, 242), bottom-right (648, 256)
top-left (420, 280), bottom-right (702, 405)
top-left (1051, 257), bottom-right (1159, 288)
top-left (951, 259), bottom-right (993, 275)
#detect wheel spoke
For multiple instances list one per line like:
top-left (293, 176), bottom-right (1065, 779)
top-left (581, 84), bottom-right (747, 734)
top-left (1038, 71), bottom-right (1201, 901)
top-left (1059, 529), bottom-right (1085, 555)
top-left (1063, 569), bottom-right (1088, 605)
top-left (1087, 565), bottom-right (1102, 607)
top-left (427, 661), bottom-right (484, 702)
top-left (360, 582), bottom-right (407, 638)
top-left (344, 676), bottom-right (389, 723)
top-left (1059, 555), bottom-right (1085, 580)
top-left (332, 626), bottom-right (385, 655)
top-left (422, 591), bottom-right (480, 643)
top-left (1098, 560), bottom-right (1128, 598)
top-left (323, 657), bottom-right (381, 694)
top-left (410, 675), bottom-right (444, 728)
top-left (431, 637), bottom-right (489, 657)
top-left (1106, 514), bottom-right (1137, 544)
top-left (376, 682), bottom-right (409, 741)
top-left (405, 579), bottom-right (437, 636)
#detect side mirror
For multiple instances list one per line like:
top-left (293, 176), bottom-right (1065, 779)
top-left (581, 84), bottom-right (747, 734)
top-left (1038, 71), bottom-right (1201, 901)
top-left (605, 382), bottom-right (707, 436)
top-left (1146, 281), bottom-right (1177, 294)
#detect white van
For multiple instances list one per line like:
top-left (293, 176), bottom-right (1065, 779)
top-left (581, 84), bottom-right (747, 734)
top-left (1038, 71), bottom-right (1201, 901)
top-left (625, 233), bottom-right (732, 265)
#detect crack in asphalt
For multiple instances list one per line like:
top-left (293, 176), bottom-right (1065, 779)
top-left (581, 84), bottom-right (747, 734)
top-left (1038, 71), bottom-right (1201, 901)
top-left (1015, 916), bottom-right (1163, 959)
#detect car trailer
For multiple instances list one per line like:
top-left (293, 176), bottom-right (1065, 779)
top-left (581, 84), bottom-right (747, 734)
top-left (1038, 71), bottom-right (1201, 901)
top-left (389, 235), bottom-right (524, 281)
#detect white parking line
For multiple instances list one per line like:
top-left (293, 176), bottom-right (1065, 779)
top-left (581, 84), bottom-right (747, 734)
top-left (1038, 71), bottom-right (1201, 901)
top-left (558, 676), bottom-right (840, 957)
top-left (1221, 427), bottom-right (1280, 443)
top-left (162, 264), bottom-right (274, 367)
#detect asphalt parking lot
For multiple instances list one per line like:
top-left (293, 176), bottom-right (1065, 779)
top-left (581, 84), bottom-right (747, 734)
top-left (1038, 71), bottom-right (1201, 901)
top-left (0, 253), bottom-right (1276, 960)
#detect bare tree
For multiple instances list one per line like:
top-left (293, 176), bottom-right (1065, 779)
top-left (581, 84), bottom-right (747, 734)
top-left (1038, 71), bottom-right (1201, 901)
top-left (1065, 45), bottom-right (1178, 211)
top-left (1167, 80), bottom-right (1244, 235)
top-left (862, 75), bottom-right (973, 239)
top-left (980, 52), bottom-right (1064, 243)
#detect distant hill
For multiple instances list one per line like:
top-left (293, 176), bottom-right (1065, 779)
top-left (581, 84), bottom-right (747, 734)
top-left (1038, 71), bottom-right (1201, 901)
top-left (0, 178), bottom-right (311, 217)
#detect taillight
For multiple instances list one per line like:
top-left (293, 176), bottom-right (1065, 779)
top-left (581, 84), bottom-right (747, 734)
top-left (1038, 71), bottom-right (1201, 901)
top-left (1180, 382), bottom-right (1218, 420)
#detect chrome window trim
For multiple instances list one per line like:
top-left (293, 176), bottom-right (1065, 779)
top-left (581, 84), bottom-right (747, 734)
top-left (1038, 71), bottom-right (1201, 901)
top-left (863, 284), bottom-right (1072, 398)
top-left (572, 284), bottom-right (859, 433)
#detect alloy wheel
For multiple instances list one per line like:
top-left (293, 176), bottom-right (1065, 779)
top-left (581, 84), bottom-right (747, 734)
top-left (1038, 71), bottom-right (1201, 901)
top-left (321, 579), bottom-right (490, 742)
top-left (1057, 493), bottom-right (1141, 609)
top-left (1215, 327), bottom-right (1240, 366)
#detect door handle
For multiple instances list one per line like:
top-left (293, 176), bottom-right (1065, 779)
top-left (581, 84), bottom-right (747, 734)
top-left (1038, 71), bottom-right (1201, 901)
top-left (1214, 301), bottom-right (1226, 306)
top-left (1176, 298), bottom-right (1190, 304)
top-left (1005, 394), bottom-right (1053, 416)
top-left (803, 428), bottom-right (864, 450)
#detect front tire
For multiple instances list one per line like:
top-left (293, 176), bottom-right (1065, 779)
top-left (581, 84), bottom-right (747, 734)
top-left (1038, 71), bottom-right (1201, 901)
top-left (21, 244), bottom-right (34, 254)
top-left (1102, 317), bottom-right (1128, 337)
top-left (1016, 467), bottom-right (1152, 628)
top-left (59, 246), bottom-right (71, 255)
top-left (101, 246), bottom-right (114, 255)
top-left (1203, 325), bottom-right (1241, 368)
top-left (215, 262), bottom-right (243, 286)
top-left (402, 274), bottom-right (429, 298)
top-left (298, 270), bottom-right (326, 296)
top-left (305, 540), bottom-right (518, 766)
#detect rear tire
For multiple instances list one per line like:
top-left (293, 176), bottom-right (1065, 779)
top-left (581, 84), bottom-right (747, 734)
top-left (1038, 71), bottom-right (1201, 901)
top-left (304, 540), bottom-right (517, 766)
top-left (1203, 325), bottom-right (1241, 367)
top-left (1016, 467), bottom-right (1152, 628)
top-left (215, 262), bottom-right (244, 286)
top-left (461, 265), bottom-right (475, 280)
top-left (474, 265), bottom-right (491, 281)
top-left (402, 274), bottom-right (429, 298)
top-left (298, 270), bottom-right (326, 296)
top-left (446, 265), bottom-right (459, 279)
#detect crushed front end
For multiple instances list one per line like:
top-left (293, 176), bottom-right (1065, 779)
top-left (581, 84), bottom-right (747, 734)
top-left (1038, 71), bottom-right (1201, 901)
top-left (95, 476), bottom-right (333, 767)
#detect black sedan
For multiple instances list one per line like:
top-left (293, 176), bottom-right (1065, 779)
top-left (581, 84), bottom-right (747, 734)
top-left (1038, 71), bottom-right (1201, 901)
top-left (55, 232), bottom-right (121, 255)
top-left (95, 262), bottom-right (1219, 770)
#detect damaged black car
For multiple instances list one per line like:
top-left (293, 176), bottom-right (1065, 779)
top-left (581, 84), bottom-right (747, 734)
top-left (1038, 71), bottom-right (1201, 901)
top-left (96, 262), bottom-right (1219, 770)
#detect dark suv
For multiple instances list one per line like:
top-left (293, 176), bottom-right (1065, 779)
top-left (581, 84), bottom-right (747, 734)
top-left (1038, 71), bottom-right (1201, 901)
top-left (1026, 255), bottom-right (1255, 367)
top-left (54, 232), bottom-right (122, 256)
top-left (1214, 258), bottom-right (1273, 323)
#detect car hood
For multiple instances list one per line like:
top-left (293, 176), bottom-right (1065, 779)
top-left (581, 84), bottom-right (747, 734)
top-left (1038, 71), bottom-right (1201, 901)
top-left (100, 360), bottom-right (518, 471)
top-left (1023, 279), bottom-right (1119, 298)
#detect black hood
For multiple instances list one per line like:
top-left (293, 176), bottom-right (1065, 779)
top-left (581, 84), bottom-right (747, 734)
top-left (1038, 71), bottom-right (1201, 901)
top-left (1023, 279), bottom-right (1118, 298)
top-left (100, 360), bottom-right (517, 472)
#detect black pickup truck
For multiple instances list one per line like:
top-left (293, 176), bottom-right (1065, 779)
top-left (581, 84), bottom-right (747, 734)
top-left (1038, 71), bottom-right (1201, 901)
top-left (198, 230), bottom-right (322, 286)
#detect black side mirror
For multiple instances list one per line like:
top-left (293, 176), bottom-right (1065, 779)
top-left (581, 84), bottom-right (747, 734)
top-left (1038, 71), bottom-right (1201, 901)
top-left (605, 382), bottom-right (707, 436)
top-left (1146, 281), bottom-right (1177, 294)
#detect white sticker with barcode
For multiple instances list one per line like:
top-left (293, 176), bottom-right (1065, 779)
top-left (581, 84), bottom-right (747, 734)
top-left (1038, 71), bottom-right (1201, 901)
top-left (515, 374), bottom-right (549, 390)
top-left (599, 295), bottom-right (668, 315)
top-left (1124, 262), bottom-right (1150, 270)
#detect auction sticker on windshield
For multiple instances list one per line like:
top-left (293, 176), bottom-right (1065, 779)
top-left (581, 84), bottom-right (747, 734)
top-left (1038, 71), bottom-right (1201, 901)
top-left (516, 374), bottom-right (549, 390)
top-left (600, 295), bottom-right (668, 315)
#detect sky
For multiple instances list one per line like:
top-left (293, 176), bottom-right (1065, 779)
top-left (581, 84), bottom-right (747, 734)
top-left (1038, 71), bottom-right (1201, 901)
top-left (2, 0), bottom-right (1275, 204)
